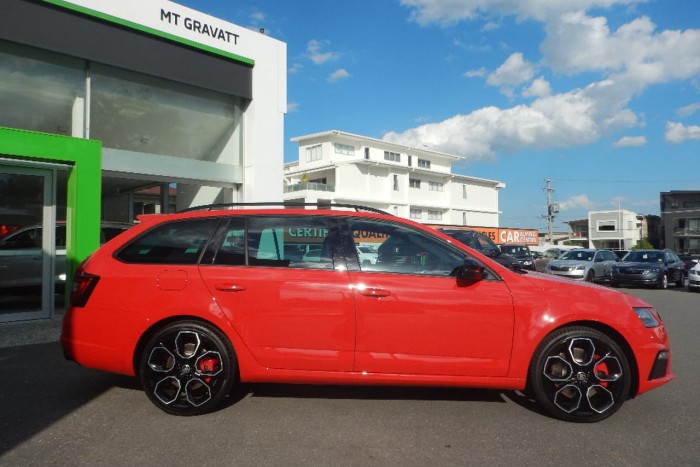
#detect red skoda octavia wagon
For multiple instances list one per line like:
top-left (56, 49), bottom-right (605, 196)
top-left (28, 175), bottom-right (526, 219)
top-left (61, 205), bottom-right (674, 422)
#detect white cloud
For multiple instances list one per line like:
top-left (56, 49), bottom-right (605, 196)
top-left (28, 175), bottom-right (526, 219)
top-left (665, 122), bottom-right (700, 143)
top-left (401, 0), bottom-right (645, 24)
top-left (522, 77), bottom-right (551, 98)
top-left (383, 80), bottom-right (637, 161)
top-left (288, 63), bottom-right (303, 74)
top-left (328, 68), bottom-right (350, 82)
top-left (613, 136), bottom-right (646, 147)
top-left (487, 53), bottom-right (535, 96)
top-left (676, 103), bottom-right (700, 118)
top-left (307, 40), bottom-right (339, 65)
top-left (558, 194), bottom-right (595, 211)
top-left (287, 102), bottom-right (299, 112)
top-left (388, 1), bottom-right (700, 159)
top-left (465, 67), bottom-right (487, 78)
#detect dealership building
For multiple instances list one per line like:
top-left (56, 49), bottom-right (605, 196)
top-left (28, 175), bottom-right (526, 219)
top-left (0, 0), bottom-right (286, 322)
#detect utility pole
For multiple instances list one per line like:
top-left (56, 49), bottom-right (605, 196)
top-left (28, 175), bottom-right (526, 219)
top-left (543, 179), bottom-right (557, 243)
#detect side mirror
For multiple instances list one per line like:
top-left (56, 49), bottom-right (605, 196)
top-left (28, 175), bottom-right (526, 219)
top-left (455, 259), bottom-right (486, 282)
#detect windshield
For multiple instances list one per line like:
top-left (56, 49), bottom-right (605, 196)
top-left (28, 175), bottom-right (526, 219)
top-left (559, 250), bottom-right (594, 262)
top-left (623, 251), bottom-right (664, 263)
top-left (501, 245), bottom-right (531, 258)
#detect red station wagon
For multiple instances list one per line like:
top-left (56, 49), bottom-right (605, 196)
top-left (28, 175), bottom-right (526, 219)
top-left (61, 204), bottom-right (674, 422)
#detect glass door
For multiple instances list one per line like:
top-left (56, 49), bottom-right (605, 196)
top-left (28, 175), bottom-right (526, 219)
top-left (0, 164), bottom-right (55, 322)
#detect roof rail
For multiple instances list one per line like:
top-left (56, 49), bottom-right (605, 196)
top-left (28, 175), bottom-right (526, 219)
top-left (178, 202), bottom-right (391, 215)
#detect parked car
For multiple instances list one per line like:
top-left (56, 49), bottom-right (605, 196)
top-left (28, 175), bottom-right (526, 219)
top-left (0, 221), bottom-right (131, 291)
top-left (610, 249), bottom-right (684, 289)
top-left (534, 247), bottom-right (576, 272)
top-left (687, 262), bottom-right (700, 292)
top-left (544, 249), bottom-right (618, 282)
top-left (678, 253), bottom-right (699, 281)
top-left (613, 250), bottom-right (629, 260)
top-left (438, 229), bottom-right (521, 270)
top-left (61, 204), bottom-right (674, 422)
top-left (499, 244), bottom-right (536, 271)
top-left (356, 245), bottom-right (378, 265)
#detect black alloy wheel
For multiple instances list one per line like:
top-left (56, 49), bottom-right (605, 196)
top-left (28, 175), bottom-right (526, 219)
top-left (528, 326), bottom-right (631, 423)
top-left (139, 321), bottom-right (237, 416)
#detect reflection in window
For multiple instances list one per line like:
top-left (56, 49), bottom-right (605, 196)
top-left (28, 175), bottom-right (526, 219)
top-left (90, 63), bottom-right (244, 164)
top-left (348, 219), bottom-right (464, 276)
top-left (0, 41), bottom-right (85, 137)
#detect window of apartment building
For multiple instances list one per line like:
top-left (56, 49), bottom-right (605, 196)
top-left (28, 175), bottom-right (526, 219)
top-left (408, 156), bottom-right (412, 166)
top-left (418, 159), bottom-right (431, 169)
top-left (309, 178), bottom-right (327, 184)
top-left (462, 212), bottom-right (467, 225)
top-left (428, 210), bottom-right (442, 220)
top-left (364, 147), bottom-right (370, 160)
top-left (462, 185), bottom-right (468, 199)
top-left (429, 181), bottom-right (444, 192)
top-left (597, 220), bottom-right (617, 232)
top-left (393, 174), bottom-right (399, 191)
top-left (683, 200), bottom-right (700, 209)
top-left (384, 151), bottom-right (401, 163)
top-left (334, 143), bottom-right (354, 155)
top-left (410, 208), bottom-right (422, 219)
top-left (306, 144), bottom-right (322, 162)
top-left (409, 178), bottom-right (421, 189)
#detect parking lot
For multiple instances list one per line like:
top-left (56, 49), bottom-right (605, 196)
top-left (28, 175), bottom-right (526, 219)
top-left (1, 286), bottom-right (698, 466)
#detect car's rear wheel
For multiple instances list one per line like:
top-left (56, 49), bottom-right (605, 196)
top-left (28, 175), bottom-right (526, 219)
top-left (139, 321), bottom-right (237, 416)
top-left (528, 326), bottom-right (631, 423)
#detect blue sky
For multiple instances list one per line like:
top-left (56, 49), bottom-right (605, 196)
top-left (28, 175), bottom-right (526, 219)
top-left (175, 0), bottom-right (700, 232)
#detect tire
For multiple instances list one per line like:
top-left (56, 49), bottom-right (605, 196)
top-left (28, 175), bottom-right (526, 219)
top-left (585, 270), bottom-right (595, 282)
top-left (657, 274), bottom-right (668, 289)
top-left (139, 321), bottom-right (237, 416)
top-left (675, 274), bottom-right (683, 288)
top-left (528, 326), bottom-right (631, 423)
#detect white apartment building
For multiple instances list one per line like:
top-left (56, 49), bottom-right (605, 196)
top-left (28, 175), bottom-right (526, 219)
top-left (283, 130), bottom-right (505, 226)
top-left (588, 209), bottom-right (644, 250)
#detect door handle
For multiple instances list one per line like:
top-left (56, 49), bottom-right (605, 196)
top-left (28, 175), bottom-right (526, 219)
top-left (359, 287), bottom-right (391, 298)
top-left (214, 283), bottom-right (247, 292)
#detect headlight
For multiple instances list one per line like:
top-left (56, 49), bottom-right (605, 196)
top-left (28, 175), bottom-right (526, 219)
top-left (634, 307), bottom-right (661, 328)
top-left (575, 266), bottom-right (585, 270)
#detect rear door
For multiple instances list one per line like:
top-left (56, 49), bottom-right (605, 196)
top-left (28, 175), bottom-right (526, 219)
top-left (199, 216), bottom-right (356, 372)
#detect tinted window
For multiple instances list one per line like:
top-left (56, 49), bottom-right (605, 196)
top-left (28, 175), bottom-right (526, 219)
top-left (349, 219), bottom-right (465, 276)
top-left (116, 219), bottom-right (218, 264)
top-left (561, 250), bottom-right (594, 261)
top-left (245, 217), bottom-right (336, 269)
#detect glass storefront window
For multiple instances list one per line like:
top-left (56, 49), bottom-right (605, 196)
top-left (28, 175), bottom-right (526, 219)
top-left (0, 41), bottom-right (86, 137)
top-left (90, 64), bottom-right (244, 165)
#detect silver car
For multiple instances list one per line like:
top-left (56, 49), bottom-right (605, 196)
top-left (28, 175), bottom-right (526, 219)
top-left (0, 222), bottom-right (130, 291)
top-left (544, 249), bottom-right (618, 282)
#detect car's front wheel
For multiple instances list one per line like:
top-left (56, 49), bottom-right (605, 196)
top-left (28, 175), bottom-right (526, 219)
top-left (139, 321), bottom-right (237, 416)
top-left (528, 326), bottom-right (631, 423)
top-left (657, 274), bottom-right (668, 289)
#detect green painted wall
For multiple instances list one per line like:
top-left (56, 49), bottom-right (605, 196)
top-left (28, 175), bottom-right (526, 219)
top-left (0, 126), bottom-right (102, 291)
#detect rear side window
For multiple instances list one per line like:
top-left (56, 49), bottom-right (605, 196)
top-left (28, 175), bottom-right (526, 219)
top-left (116, 219), bottom-right (218, 264)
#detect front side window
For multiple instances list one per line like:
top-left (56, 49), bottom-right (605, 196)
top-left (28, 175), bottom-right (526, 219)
top-left (347, 219), bottom-right (465, 276)
top-left (116, 219), bottom-right (218, 264)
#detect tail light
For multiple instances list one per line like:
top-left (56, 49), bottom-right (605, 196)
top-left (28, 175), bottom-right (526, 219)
top-left (70, 266), bottom-right (100, 307)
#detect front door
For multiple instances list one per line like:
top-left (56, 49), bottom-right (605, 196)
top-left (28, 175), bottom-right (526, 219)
top-left (0, 164), bottom-right (56, 322)
top-left (344, 218), bottom-right (515, 377)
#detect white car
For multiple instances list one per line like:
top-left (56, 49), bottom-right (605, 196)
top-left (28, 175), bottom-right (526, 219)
top-left (356, 246), bottom-right (378, 265)
top-left (688, 262), bottom-right (700, 292)
top-left (544, 248), bottom-right (618, 282)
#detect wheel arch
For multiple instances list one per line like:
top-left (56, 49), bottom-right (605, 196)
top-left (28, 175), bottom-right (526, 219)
top-left (527, 320), bottom-right (640, 398)
top-left (131, 315), bottom-right (237, 379)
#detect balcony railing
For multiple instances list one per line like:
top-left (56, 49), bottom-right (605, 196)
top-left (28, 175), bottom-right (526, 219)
top-left (674, 228), bottom-right (700, 237)
top-left (284, 182), bottom-right (335, 193)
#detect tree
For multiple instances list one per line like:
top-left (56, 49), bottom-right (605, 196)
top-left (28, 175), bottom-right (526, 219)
top-left (632, 238), bottom-right (654, 250)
